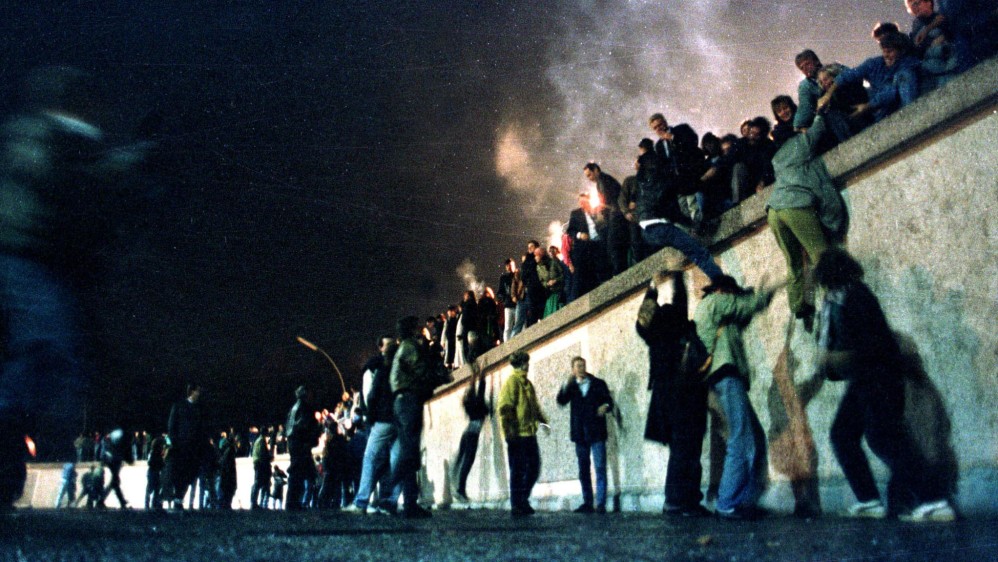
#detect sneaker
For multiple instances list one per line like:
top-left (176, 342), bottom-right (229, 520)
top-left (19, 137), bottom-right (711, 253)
top-left (899, 500), bottom-right (956, 523)
top-left (595, 505), bottom-right (607, 515)
top-left (845, 499), bottom-right (886, 519)
top-left (716, 505), bottom-right (767, 521)
top-left (453, 491), bottom-right (469, 503)
top-left (573, 504), bottom-right (595, 514)
top-left (342, 503), bottom-right (368, 514)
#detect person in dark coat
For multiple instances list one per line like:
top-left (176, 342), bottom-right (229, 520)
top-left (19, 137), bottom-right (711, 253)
top-left (520, 240), bottom-right (545, 328)
top-left (583, 162), bottom-right (629, 275)
top-left (284, 385), bottom-right (320, 510)
top-left (217, 433), bottom-right (237, 509)
top-left (145, 433), bottom-right (166, 510)
top-left (98, 428), bottom-right (134, 509)
top-left (164, 383), bottom-right (206, 510)
top-left (452, 332), bottom-right (490, 502)
top-left (567, 193), bottom-right (611, 298)
top-left (636, 271), bottom-right (711, 517)
top-left (816, 248), bottom-right (956, 522)
top-left (556, 357), bottom-right (614, 514)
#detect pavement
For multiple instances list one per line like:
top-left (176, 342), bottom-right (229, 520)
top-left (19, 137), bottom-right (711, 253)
top-left (2, 506), bottom-right (997, 562)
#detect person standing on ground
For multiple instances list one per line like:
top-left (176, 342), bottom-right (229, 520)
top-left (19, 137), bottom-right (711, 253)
top-left (387, 316), bottom-right (451, 518)
top-left (497, 350), bottom-right (547, 517)
top-left (347, 335), bottom-right (399, 514)
top-left (165, 383), bottom-right (207, 511)
top-left (285, 385), bottom-right (320, 511)
top-left (556, 357), bottom-right (613, 514)
top-left (636, 270), bottom-right (712, 517)
top-left (694, 275), bottom-right (782, 520)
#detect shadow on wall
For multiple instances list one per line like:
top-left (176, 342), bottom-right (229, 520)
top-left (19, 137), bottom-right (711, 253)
top-left (762, 309), bottom-right (959, 516)
top-left (894, 332), bottom-right (960, 510)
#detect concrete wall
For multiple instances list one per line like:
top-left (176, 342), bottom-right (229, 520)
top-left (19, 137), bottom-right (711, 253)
top-left (18, 455), bottom-right (290, 510)
top-left (419, 57), bottom-right (998, 515)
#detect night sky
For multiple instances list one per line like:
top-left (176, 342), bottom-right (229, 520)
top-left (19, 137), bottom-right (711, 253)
top-left (0, 1), bottom-right (909, 431)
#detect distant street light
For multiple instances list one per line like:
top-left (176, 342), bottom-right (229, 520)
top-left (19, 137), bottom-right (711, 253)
top-left (296, 336), bottom-right (349, 400)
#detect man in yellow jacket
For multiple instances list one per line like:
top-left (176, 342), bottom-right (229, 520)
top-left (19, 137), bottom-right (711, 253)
top-left (498, 350), bottom-right (547, 517)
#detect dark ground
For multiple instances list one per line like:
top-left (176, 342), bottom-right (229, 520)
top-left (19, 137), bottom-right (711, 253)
top-left (2, 508), bottom-right (996, 562)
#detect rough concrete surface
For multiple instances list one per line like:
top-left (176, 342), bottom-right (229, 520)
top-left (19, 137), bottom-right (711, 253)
top-left (2, 508), bottom-right (997, 562)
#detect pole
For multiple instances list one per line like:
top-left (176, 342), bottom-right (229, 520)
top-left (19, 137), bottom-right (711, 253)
top-left (296, 336), bottom-right (348, 399)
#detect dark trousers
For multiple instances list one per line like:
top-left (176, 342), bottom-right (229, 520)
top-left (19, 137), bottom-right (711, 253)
top-left (524, 292), bottom-right (545, 328)
top-left (455, 420), bottom-right (483, 495)
top-left (628, 221), bottom-right (648, 265)
top-left (606, 209), bottom-right (630, 275)
top-left (318, 464), bottom-right (345, 509)
top-left (388, 392), bottom-right (425, 510)
top-left (831, 378), bottom-right (947, 509)
top-left (287, 442), bottom-right (315, 510)
top-left (145, 468), bottom-right (162, 509)
top-left (506, 436), bottom-right (540, 510)
top-left (100, 460), bottom-right (127, 507)
top-left (164, 446), bottom-right (200, 505)
top-left (571, 241), bottom-right (610, 298)
top-left (251, 463), bottom-right (272, 508)
top-left (664, 385), bottom-right (708, 509)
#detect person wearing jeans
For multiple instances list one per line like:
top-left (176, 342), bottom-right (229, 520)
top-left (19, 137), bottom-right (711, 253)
top-left (694, 275), bottom-right (781, 520)
top-left (556, 357), bottom-right (613, 514)
top-left (640, 221), bottom-right (723, 281)
top-left (348, 337), bottom-right (398, 513)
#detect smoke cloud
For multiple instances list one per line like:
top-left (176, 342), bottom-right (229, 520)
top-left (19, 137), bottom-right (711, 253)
top-left (493, 1), bottom-right (901, 238)
top-left (455, 258), bottom-right (485, 296)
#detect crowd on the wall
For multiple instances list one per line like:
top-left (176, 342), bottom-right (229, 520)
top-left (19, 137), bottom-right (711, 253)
top-left (426, 2), bottom-right (993, 354)
top-left (8, 1), bottom-right (996, 524)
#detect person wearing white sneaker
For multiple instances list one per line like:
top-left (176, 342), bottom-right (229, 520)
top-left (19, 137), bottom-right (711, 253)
top-left (816, 249), bottom-right (956, 523)
top-left (899, 499), bottom-right (956, 523)
top-left (845, 498), bottom-right (886, 519)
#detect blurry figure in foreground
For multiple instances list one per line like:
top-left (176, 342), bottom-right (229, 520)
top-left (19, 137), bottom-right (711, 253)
top-left (0, 66), bottom-right (150, 511)
top-left (78, 465), bottom-right (105, 509)
top-left (54, 461), bottom-right (78, 508)
top-left (98, 427), bottom-right (134, 509)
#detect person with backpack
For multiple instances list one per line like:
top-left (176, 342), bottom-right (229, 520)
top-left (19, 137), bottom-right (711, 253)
top-left (694, 274), bottom-right (783, 520)
top-left (636, 270), bottom-right (711, 517)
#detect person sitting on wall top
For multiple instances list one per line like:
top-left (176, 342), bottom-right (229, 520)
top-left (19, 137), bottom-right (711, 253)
top-left (818, 26), bottom-right (920, 123)
top-left (905, 0), bottom-right (973, 93)
top-left (815, 63), bottom-right (873, 142)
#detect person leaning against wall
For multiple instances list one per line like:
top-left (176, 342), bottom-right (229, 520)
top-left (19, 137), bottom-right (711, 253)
top-left (556, 357), bottom-right (613, 514)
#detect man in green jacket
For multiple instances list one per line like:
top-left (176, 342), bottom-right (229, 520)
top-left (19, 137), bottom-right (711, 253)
top-left (766, 113), bottom-right (847, 328)
top-left (387, 316), bottom-right (450, 518)
top-left (694, 275), bottom-right (782, 519)
top-left (498, 350), bottom-right (548, 517)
